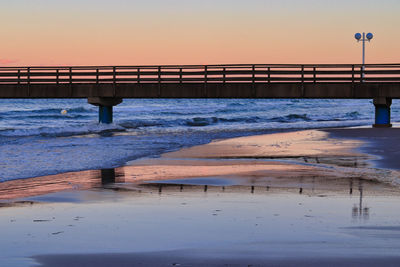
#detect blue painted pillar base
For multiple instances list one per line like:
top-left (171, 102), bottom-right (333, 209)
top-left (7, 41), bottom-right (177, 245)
top-left (87, 97), bottom-right (123, 124)
top-left (373, 97), bottom-right (392, 128)
top-left (99, 106), bottom-right (113, 124)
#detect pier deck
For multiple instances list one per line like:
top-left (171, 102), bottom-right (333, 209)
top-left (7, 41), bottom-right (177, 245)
top-left (0, 64), bottom-right (398, 125)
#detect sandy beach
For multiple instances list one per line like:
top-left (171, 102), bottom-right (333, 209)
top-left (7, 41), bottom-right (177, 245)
top-left (2, 127), bottom-right (400, 266)
top-left (1, 0), bottom-right (398, 266)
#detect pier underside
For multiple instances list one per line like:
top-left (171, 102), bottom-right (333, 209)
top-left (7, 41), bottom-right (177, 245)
top-left (1, 82), bottom-right (400, 99)
top-left (0, 83), bottom-right (398, 126)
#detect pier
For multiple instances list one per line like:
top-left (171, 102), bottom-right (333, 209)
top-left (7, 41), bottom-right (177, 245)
top-left (0, 63), bottom-right (399, 126)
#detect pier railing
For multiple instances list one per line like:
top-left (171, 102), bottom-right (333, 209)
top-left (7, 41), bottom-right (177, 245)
top-left (0, 64), bottom-right (399, 85)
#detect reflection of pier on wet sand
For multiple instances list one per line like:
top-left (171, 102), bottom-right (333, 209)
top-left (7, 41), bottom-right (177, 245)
top-left (0, 160), bottom-right (397, 202)
top-left (3, 172), bottom-right (400, 266)
top-left (0, 168), bottom-right (124, 200)
top-left (1, 129), bottom-right (400, 201)
top-left (2, 128), bottom-right (400, 266)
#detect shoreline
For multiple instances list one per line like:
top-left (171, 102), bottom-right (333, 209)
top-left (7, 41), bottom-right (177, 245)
top-left (2, 126), bottom-right (400, 266)
top-left (0, 127), bottom-right (399, 201)
top-left (326, 127), bottom-right (400, 171)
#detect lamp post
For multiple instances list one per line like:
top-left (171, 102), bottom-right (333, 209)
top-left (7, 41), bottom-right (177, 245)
top-left (354, 32), bottom-right (373, 80)
top-left (355, 32), bottom-right (390, 128)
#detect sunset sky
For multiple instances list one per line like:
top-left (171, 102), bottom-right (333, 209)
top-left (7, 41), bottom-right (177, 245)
top-left (0, 0), bottom-right (399, 66)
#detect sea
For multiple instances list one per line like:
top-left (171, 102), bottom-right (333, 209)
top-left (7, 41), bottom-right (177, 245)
top-left (0, 98), bottom-right (398, 182)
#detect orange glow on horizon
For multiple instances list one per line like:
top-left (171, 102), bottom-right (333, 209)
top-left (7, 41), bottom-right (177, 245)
top-left (0, 0), bottom-right (399, 66)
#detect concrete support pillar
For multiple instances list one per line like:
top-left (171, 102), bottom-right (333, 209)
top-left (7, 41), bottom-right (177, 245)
top-left (373, 97), bottom-right (392, 128)
top-left (99, 106), bottom-right (113, 124)
top-left (88, 97), bottom-right (122, 124)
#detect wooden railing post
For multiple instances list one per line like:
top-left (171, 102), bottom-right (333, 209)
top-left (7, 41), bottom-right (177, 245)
top-left (69, 67), bottom-right (73, 96)
top-left (313, 67), bottom-right (316, 83)
top-left (204, 65), bottom-right (208, 84)
top-left (204, 65), bottom-right (208, 97)
top-left (17, 69), bottom-right (20, 85)
top-left (223, 67), bottom-right (226, 84)
top-left (362, 65), bottom-right (367, 82)
top-left (137, 68), bottom-right (140, 84)
top-left (27, 67), bottom-right (31, 96)
top-left (113, 66), bottom-right (117, 97)
top-left (252, 65), bottom-right (255, 84)
top-left (179, 68), bottom-right (183, 84)
top-left (113, 66), bottom-right (116, 85)
top-left (267, 67), bottom-right (271, 83)
top-left (360, 66), bottom-right (363, 83)
top-left (158, 66), bottom-right (161, 97)
top-left (56, 69), bottom-right (59, 84)
top-left (27, 67), bottom-right (31, 85)
top-left (158, 66), bottom-right (161, 84)
top-left (301, 65), bottom-right (305, 97)
top-left (252, 65), bottom-right (256, 96)
top-left (351, 65), bottom-right (355, 97)
top-left (96, 68), bottom-right (99, 84)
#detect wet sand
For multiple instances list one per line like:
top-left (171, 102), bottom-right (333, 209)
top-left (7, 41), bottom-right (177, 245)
top-left (3, 183), bottom-right (400, 267)
top-left (113, 128), bottom-right (400, 188)
top-left (34, 252), bottom-right (400, 267)
top-left (327, 128), bottom-right (400, 170)
top-left (2, 128), bottom-right (398, 200)
top-left (1, 128), bottom-right (400, 266)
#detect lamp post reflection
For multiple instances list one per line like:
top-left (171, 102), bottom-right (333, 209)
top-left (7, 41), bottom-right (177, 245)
top-left (352, 180), bottom-right (370, 221)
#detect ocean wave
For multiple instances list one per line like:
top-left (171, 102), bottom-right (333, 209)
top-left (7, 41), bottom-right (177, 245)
top-left (118, 120), bottom-right (163, 129)
top-left (160, 111), bottom-right (210, 116)
top-left (186, 117), bottom-right (219, 126)
top-left (8, 114), bottom-right (90, 120)
top-left (0, 115), bottom-right (371, 138)
top-left (227, 102), bottom-right (246, 107)
top-left (269, 114), bottom-right (312, 123)
top-left (0, 123), bottom-right (125, 138)
top-left (316, 118), bottom-right (342, 122)
top-left (0, 107), bottom-right (94, 116)
top-left (219, 116), bottom-right (261, 123)
top-left (216, 108), bottom-right (249, 114)
top-left (345, 111), bottom-right (361, 118)
top-left (185, 116), bottom-right (262, 127)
